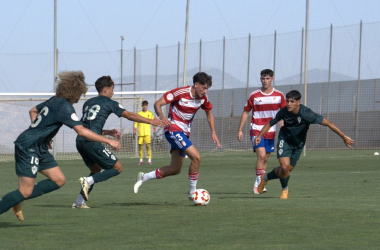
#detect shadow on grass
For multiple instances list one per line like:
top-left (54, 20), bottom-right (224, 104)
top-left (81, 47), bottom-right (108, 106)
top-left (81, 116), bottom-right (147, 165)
top-left (104, 202), bottom-right (160, 207)
top-left (0, 222), bottom-right (37, 228)
top-left (34, 204), bottom-right (71, 208)
top-left (217, 196), bottom-right (275, 199)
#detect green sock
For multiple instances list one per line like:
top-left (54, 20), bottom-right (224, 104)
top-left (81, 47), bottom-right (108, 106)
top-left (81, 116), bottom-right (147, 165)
top-left (27, 179), bottom-right (60, 200)
top-left (92, 168), bottom-right (120, 183)
top-left (279, 176), bottom-right (290, 189)
top-left (267, 168), bottom-right (279, 180)
top-left (0, 190), bottom-right (25, 214)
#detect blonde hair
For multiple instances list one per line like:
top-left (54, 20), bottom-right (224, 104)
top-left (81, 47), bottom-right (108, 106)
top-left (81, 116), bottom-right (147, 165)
top-left (56, 71), bottom-right (88, 102)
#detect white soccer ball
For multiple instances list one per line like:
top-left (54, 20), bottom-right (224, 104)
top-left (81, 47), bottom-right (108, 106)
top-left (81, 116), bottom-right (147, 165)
top-left (191, 189), bottom-right (210, 206)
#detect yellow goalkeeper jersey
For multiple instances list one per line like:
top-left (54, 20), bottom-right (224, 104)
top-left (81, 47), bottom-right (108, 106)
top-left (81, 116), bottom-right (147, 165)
top-left (134, 110), bottom-right (155, 136)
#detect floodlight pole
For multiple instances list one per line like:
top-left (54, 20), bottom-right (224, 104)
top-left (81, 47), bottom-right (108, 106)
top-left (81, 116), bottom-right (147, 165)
top-left (303, 0), bottom-right (309, 156)
top-left (183, 0), bottom-right (190, 86)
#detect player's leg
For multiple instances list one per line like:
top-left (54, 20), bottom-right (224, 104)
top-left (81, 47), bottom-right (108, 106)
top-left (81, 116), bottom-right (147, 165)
top-left (254, 147), bottom-right (268, 194)
top-left (277, 146), bottom-right (301, 199)
top-left (138, 136), bottom-right (144, 165)
top-left (78, 142), bottom-right (120, 201)
top-left (184, 145), bottom-right (201, 197)
top-left (73, 163), bottom-right (101, 208)
top-left (0, 176), bottom-right (35, 220)
top-left (145, 135), bottom-right (152, 165)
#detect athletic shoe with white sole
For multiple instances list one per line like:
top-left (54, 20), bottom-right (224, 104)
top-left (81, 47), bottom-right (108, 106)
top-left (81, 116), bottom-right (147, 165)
top-left (253, 187), bottom-right (267, 194)
top-left (257, 173), bottom-right (268, 194)
top-left (79, 177), bottom-right (90, 201)
top-left (72, 202), bottom-right (90, 209)
top-left (280, 190), bottom-right (288, 199)
top-left (134, 172), bottom-right (144, 193)
top-left (12, 203), bottom-right (24, 221)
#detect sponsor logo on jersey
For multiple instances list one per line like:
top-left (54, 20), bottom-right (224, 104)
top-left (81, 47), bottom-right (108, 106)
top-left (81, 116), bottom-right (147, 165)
top-left (71, 113), bottom-right (80, 121)
top-left (31, 166), bottom-right (38, 175)
top-left (167, 93), bottom-right (174, 101)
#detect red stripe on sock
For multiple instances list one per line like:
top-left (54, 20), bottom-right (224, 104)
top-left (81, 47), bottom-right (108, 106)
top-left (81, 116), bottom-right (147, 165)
top-left (256, 169), bottom-right (265, 176)
top-left (155, 169), bottom-right (164, 179)
top-left (188, 172), bottom-right (199, 180)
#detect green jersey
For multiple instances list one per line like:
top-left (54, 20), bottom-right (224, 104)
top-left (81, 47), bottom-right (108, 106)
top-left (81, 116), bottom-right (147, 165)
top-left (269, 104), bottom-right (324, 148)
top-left (14, 96), bottom-right (82, 151)
top-left (76, 95), bottom-right (125, 141)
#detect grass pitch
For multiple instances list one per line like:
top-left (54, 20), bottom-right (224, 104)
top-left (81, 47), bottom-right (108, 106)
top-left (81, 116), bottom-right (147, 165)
top-left (0, 154), bottom-right (379, 249)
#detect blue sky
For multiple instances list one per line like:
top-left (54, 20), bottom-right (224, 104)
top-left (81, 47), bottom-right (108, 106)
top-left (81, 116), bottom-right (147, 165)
top-left (0, 0), bottom-right (379, 92)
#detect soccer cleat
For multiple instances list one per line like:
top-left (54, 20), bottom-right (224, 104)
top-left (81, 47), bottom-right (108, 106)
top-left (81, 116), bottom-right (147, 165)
top-left (134, 172), bottom-right (144, 193)
top-left (188, 191), bottom-right (193, 201)
top-left (253, 187), bottom-right (267, 194)
top-left (12, 203), bottom-right (24, 221)
top-left (138, 161), bottom-right (143, 165)
top-left (280, 190), bottom-right (288, 199)
top-left (72, 202), bottom-right (90, 209)
top-left (79, 177), bottom-right (90, 201)
top-left (257, 173), bottom-right (267, 194)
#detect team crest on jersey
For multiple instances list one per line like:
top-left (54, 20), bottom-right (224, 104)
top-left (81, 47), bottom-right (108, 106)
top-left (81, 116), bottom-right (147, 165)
top-left (111, 155), bottom-right (116, 160)
top-left (71, 113), bottom-right (80, 121)
top-left (181, 141), bottom-right (187, 146)
top-left (297, 117), bottom-right (301, 123)
top-left (31, 166), bottom-right (38, 175)
top-left (167, 93), bottom-right (174, 101)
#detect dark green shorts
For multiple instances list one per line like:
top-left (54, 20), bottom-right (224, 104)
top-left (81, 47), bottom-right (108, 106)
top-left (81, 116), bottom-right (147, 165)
top-left (15, 145), bottom-right (58, 178)
top-left (276, 139), bottom-right (303, 167)
top-left (76, 140), bottom-right (118, 169)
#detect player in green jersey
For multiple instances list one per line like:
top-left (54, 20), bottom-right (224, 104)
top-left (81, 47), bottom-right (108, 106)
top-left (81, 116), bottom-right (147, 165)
top-left (0, 71), bottom-right (121, 221)
top-left (255, 90), bottom-right (354, 199)
top-left (73, 76), bottom-right (164, 208)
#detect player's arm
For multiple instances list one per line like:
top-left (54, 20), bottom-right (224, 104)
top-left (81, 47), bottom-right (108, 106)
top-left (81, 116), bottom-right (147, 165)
top-left (74, 125), bottom-right (121, 150)
top-left (254, 123), bottom-right (273, 146)
top-left (321, 118), bottom-right (354, 149)
top-left (205, 110), bottom-right (221, 148)
top-left (121, 110), bottom-right (164, 127)
top-left (154, 96), bottom-right (172, 127)
top-left (29, 107), bottom-right (39, 123)
top-left (237, 111), bottom-right (250, 142)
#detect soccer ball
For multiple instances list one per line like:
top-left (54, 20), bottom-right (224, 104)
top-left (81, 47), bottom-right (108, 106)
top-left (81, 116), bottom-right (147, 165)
top-left (191, 189), bottom-right (210, 206)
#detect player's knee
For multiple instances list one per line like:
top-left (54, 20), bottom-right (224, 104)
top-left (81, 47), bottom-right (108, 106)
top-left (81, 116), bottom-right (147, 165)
top-left (191, 154), bottom-right (201, 165)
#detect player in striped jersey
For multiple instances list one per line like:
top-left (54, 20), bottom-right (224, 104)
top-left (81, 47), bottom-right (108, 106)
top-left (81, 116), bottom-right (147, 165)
top-left (238, 69), bottom-right (286, 194)
top-left (133, 72), bottom-right (221, 200)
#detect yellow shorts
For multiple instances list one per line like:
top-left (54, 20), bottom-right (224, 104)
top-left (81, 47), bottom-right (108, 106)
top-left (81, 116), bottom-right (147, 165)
top-left (138, 135), bottom-right (151, 145)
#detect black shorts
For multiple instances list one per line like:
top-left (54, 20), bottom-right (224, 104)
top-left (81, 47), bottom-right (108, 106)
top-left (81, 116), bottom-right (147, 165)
top-left (76, 140), bottom-right (118, 169)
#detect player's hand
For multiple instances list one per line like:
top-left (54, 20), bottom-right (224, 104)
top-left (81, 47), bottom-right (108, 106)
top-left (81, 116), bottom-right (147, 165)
top-left (108, 139), bottom-right (121, 150)
top-left (278, 119), bottom-right (284, 128)
top-left (254, 136), bottom-right (261, 146)
top-left (109, 129), bottom-right (121, 139)
top-left (152, 117), bottom-right (166, 127)
top-left (237, 130), bottom-right (243, 142)
top-left (343, 135), bottom-right (354, 149)
top-left (212, 131), bottom-right (221, 148)
top-left (47, 140), bottom-right (53, 149)
top-left (160, 117), bottom-right (172, 127)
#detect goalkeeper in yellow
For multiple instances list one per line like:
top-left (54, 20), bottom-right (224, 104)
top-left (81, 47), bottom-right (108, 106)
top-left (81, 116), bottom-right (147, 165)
top-left (134, 100), bottom-right (156, 165)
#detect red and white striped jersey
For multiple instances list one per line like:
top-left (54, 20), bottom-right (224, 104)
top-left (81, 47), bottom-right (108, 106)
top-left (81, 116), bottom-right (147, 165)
top-left (163, 86), bottom-right (213, 136)
top-left (244, 88), bottom-right (286, 139)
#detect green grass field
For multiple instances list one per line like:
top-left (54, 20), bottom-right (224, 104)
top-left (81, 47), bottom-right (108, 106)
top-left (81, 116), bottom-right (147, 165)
top-left (0, 154), bottom-right (379, 249)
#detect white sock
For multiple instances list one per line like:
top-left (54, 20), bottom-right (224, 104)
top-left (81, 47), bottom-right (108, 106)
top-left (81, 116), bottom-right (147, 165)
top-left (75, 194), bottom-right (85, 205)
top-left (142, 170), bottom-right (157, 182)
top-left (148, 159), bottom-right (151, 162)
top-left (86, 176), bottom-right (94, 186)
top-left (283, 186), bottom-right (288, 190)
top-left (189, 179), bottom-right (198, 194)
top-left (254, 175), bottom-right (261, 187)
top-left (140, 159), bottom-right (143, 162)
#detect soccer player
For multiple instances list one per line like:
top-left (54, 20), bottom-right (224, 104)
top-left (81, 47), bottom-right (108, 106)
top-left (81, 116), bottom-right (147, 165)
top-left (133, 100), bottom-right (156, 165)
top-left (255, 90), bottom-right (354, 199)
top-left (133, 72), bottom-right (221, 200)
top-left (0, 71), bottom-right (121, 221)
top-left (73, 76), bottom-right (163, 208)
top-left (237, 69), bottom-right (286, 194)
